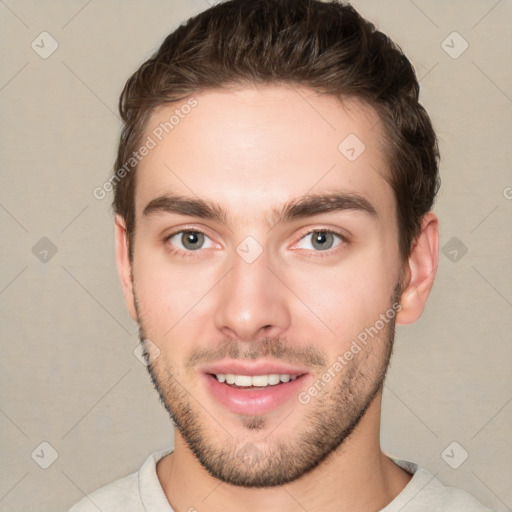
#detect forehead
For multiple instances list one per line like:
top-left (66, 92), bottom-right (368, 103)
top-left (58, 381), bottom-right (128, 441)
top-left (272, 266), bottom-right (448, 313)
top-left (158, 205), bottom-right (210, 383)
top-left (135, 86), bottom-right (394, 223)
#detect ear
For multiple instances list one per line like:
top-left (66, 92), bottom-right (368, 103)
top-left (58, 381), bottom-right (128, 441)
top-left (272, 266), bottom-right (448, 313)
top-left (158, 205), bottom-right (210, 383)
top-left (396, 212), bottom-right (439, 325)
top-left (114, 215), bottom-right (138, 321)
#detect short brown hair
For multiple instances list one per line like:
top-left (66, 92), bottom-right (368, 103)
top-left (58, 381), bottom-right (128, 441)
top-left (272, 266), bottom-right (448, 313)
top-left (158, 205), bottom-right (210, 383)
top-left (113, 0), bottom-right (440, 261)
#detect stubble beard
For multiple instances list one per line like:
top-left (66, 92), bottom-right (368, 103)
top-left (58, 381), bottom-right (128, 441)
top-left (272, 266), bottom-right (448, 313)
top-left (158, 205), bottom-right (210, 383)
top-left (136, 288), bottom-right (399, 488)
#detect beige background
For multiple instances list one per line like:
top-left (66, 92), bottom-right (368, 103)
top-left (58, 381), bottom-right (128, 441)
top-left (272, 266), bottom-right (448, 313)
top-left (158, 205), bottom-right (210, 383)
top-left (0, 1), bottom-right (511, 511)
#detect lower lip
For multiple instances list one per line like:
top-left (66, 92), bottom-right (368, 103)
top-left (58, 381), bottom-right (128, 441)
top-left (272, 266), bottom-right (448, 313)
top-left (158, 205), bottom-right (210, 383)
top-left (204, 374), bottom-right (307, 415)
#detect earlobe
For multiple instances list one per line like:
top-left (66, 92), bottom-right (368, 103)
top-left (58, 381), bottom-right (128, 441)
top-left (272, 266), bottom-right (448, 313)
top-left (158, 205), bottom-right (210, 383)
top-left (114, 215), bottom-right (138, 321)
top-left (396, 212), bottom-right (439, 325)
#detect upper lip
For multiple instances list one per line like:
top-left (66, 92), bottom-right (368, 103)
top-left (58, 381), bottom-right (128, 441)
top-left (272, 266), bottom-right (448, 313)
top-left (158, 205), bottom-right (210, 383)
top-left (201, 359), bottom-right (309, 377)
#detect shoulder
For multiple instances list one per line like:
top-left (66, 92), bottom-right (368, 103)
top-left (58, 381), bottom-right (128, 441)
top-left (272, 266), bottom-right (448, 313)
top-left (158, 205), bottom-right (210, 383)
top-left (421, 474), bottom-right (494, 511)
top-left (68, 471), bottom-right (140, 512)
top-left (68, 449), bottom-right (173, 512)
top-left (386, 459), bottom-right (495, 512)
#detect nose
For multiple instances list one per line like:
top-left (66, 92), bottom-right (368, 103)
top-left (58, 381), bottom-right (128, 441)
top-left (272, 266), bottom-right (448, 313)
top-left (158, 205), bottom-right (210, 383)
top-left (213, 244), bottom-right (291, 342)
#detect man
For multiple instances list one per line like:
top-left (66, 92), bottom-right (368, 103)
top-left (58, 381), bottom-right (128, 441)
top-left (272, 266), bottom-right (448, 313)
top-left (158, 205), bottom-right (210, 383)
top-left (70, 0), bottom-right (493, 510)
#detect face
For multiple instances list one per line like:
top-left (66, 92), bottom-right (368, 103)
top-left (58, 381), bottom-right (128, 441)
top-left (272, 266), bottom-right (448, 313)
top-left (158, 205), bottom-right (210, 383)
top-left (121, 86), bottom-right (406, 486)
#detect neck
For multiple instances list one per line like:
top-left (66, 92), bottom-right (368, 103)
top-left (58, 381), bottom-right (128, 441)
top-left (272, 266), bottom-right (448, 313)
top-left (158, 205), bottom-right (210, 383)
top-left (157, 393), bottom-right (411, 512)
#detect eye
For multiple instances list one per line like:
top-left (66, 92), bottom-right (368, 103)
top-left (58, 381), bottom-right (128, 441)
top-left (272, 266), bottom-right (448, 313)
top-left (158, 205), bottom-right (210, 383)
top-left (167, 230), bottom-right (216, 252)
top-left (295, 229), bottom-right (344, 252)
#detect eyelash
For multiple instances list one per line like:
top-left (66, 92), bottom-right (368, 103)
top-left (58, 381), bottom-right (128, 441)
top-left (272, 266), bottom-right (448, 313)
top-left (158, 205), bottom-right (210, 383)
top-left (164, 227), bottom-right (347, 259)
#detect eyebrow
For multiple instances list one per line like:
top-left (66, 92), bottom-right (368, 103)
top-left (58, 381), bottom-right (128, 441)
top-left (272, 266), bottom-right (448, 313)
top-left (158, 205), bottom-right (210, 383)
top-left (142, 191), bottom-right (378, 227)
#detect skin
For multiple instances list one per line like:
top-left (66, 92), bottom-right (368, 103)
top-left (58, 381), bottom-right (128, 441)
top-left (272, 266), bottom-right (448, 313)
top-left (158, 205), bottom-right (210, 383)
top-left (115, 85), bottom-right (439, 512)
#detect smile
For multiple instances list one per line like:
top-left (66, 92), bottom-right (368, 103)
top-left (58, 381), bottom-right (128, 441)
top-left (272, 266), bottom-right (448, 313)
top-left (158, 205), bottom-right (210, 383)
top-left (201, 360), bottom-right (310, 416)
top-left (214, 373), bottom-right (298, 387)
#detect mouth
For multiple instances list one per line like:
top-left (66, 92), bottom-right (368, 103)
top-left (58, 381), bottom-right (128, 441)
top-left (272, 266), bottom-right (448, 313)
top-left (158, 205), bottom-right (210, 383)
top-left (213, 372), bottom-right (299, 387)
top-left (201, 361), bottom-right (309, 416)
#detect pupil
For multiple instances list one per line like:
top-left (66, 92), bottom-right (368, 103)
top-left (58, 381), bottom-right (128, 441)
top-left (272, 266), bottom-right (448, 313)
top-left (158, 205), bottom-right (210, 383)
top-left (183, 231), bottom-right (203, 250)
top-left (313, 232), bottom-right (333, 250)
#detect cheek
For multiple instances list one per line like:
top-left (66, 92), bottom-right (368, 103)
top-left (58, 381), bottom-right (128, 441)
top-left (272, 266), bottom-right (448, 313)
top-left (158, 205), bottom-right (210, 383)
top-left (283, 248), bottom-right (398, 344)
top-left (132, 249), bottom-right (218, 337)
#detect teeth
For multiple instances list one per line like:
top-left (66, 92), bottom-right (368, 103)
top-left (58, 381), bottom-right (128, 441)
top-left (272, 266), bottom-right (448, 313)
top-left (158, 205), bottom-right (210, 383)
top-left (234, 375), bottom-right (252, 387)
top-left (252, 374), bottom-right (270, 386)
top-left (214, 373), bottom-right (298, 387)
top-left (268, 374), bottom-right (280, 385)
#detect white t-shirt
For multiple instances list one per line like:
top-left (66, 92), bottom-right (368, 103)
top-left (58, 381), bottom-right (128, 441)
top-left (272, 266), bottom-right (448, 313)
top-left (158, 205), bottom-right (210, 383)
top-left (68, 449), bottom-right (494, 511)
